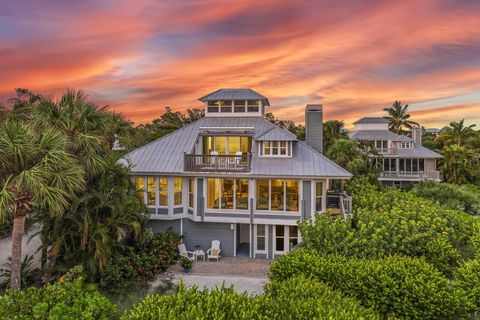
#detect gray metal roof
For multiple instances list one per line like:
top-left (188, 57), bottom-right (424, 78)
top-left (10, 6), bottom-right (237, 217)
top-left (349, 130), bottom-right (411, 141)
top-left (394, 144), bottom-right (442, 159)
top-left (198, 89), bottom-right (270, 106)
top-left (123, 116), bottom-right (351, 178)
top-left (353, 117), bottom-right (388, 124)
top-left (256, 126), bottom-right (297, 141)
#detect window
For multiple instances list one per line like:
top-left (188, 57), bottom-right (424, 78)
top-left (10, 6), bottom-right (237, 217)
top-left (400, 142), bottom-right (411, 149)
top-left (256, 179), bottom-right (269, 210)
top-left (263, 141), bottom-right (271, 155)
top-left (159, 178), bottom-right (168, 206)
top-left (406, 158), bottom-right (412, 172)
top-left (207, 178), bottom-right (249, 210)
top-left (174, 178), bottom-right (182, 206)
top-left (207, 101), bottom-right (219, 113)
top-left (221, 100), bottom-right (232, 113)
top-left (256, 179), bottom-right (299, 212)
top-left (315, 181), bottom-right (323, 212)
top-left (256, 225), bottom-right (266, 252)
top-left (275, 225), bottom-right (285, 252)
top-left (285, 180), bottom-right (299, 211)
top-left (135, 177), bottom-right (145, 200)
top-left (280, 141), bottom-right (287, 155)
top-left (241, 137), bottom-right (250, 153)
top-left (289, 226), bottom-right (299, 247)
top-left (215, 136), bottom-right (227, 154)
top-left (236, 179), bottom-right (249, 210)
top-left (419, 159), bottom-right (425, 172)
top-left (271, 141), bottom-right (279, 155)
top-left (189, 178), bottom-right (194, 208)
top-left (247, 100), bottom-right (259, 112)
top-left (260, 141), bottom-right (291, 157)
top-left (147, 177), bottom-right (156, 205)
top-left (234, 100), bottom-right (246, 113)
top-left (271, 180), bottom-right (284, 211)
top-left (228, 136), bottom-right (241, 154)
top-left (204, 136), bottom-right (251, 155)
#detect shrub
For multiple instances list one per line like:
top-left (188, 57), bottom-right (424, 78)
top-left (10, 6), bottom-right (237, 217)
top-left (0, 268), bottom-right (117, 320)
top-left (269, 249), bottom-right (473, 319)
top-left (454, 259), bottom-right (480, 310)
top-left (180, 257), bottom-right (192, 271)
top-left (123, 277), bottom-right (379, 320)
top-left (99, 230), bottom-right (180, 293)
top-left (1, 254), bottom-right (40, 289)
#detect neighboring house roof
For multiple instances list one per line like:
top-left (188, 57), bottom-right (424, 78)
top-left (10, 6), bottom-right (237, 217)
top-left (255, 126), bottom-right (297, 141)
top-left (395, 144), bottom-right (442, 159)
top-left (353, 117), bottom-right (388, 124)
top-left (198, 89), bottom-right (270, 106)
top-left (122, 116), bottom-right (351, 178)
top-left (348, 130), bottom-right (411, 141)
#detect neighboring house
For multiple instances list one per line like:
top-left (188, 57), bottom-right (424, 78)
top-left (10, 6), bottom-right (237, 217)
top-left (121, 89), bottom-right (352, 259)
top-left (348, 117), bottom-right (443, 187)
top-left (424, 128), bottom-right (440, 136)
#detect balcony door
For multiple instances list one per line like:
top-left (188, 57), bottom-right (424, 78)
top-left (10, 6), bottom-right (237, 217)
top-left (202, 136), bottom-right (251, 155)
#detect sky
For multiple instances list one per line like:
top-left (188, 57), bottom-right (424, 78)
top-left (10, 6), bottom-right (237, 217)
top-left (1, 0), bottom-right (480, 129)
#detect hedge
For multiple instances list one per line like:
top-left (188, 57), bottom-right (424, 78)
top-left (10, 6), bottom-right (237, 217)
top-left (454, 259), bottom-right (480, 310)
top-left (123, 276), bottom-right (379, 320)
top-left (269, 249), bottom-right (473, 319)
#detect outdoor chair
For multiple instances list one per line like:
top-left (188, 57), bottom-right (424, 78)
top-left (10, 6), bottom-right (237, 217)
top-left (178, 243), bottom-right (195, 261)
top-left (207, 240), bottom-right (221, 261)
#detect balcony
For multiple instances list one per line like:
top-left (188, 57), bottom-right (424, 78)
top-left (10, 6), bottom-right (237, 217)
top-left (184, 152), bottom-right (251, 172)
top-left (376, 147), bottom-right (395, 154)
top-left (380, 170), bottom-right (443, 180)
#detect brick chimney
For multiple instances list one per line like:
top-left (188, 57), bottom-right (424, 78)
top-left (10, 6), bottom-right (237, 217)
top-left (305, 104), bottom-right (323, 154)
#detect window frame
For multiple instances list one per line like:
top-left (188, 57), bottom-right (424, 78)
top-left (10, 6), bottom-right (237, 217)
top-left (174, 178), bottom-right (183, 206)
top-left (254, 224), bottom-right (268, 255)
top-left (256, 179), bottom-right (300, 213)
top-left (273, 225), bottom-right (301, 255)
top-left (259, 141), bottom-right (292, 158)
top-left (206, 178), bottom-right (249, 211)
top-left (188, 178), bottom-right (195, 209)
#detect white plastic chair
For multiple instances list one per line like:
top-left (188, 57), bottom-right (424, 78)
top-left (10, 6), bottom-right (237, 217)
top-left (207, 240), bottom-right (221, 261)
top-left (235, 151), bottom-right (243, 165)
top-left (178, 243), bottom-right (195, 261)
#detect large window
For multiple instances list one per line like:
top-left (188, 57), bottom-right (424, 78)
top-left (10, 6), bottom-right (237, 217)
top-left (247, 100), bottom-right (259, 112)
top-left (135, 177), bottom-right (145, 200)
top-left (174, 178), bottom-right (182, 206)
top-left (259, 141), bottom-right (291, 157)
top-left (256, 179), bottom-right (299, 212)
top-left (289, 226), bottom-right (299, 247)
top-left (315, 181), bottom-right (323, 212)
top-left (398, 158), bottom-right (425, 173)
top-left (159, 178), bottom-right (167, 206)
top-left (256, 225), bottom-right (266, 252)
top-left (203, 136), bottom-right (251, 155)
top-left (135, 177), bottom-right (168, 207)
top-left (207, 101), bottom-right (220, 113)
top-left (382, 158), bottom-right (397, 172)
top-left (275, 225), bottom-right (285, 252)
top-left (274, 225), bottom-right (300, 253)
top-left (234, 100), bottom-right (246, 113)
top-left (206, 178), bottom-right (249, 210)
top-left (399, 142), bottom-right (412, 149)
top-left (207, 100), bottom-right (260, 114)
top-left (147, 178), bottom-right (156, 205)
top-left (189, 178), bottom-right (194, 208)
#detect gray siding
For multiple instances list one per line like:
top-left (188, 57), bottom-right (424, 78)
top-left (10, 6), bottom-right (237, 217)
top-left (197, 178), bottom-right (204, 218)
top-left (305, 105), bottom-right (323, 154)
top-left (302, 181), bottom-right (311, 221)
top-left (157, 208), bottom-right (168, 215)
top-left (182, 219), bottom-right (235, 257)
top-left (148, 208), bottom-right (156, 215)
top-left (173, 207), bottom-right (183, 214)
top-left (146, 220), bottom-right (181, 235)
top-left (268, 225), bottom-right (273, 259)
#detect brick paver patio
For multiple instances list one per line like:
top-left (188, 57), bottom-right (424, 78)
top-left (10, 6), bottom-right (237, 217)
top-left (169, 257), bottom-right (270, 278)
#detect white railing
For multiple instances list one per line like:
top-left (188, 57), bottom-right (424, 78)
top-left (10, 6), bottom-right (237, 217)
top-left (340, 193), bottom-right (352, 221)
top-left (380, 170), bottom-right (443, 180)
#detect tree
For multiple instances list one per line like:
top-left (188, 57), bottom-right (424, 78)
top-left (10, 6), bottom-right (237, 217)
top-left (383, 101), bottom-right (418, 134)
top-left (0, 122), bottom-right (85, 289)
top-left (7, 88), bottom-right (41, 122)
top-left (436, 119), bottom-right (476, 147)
top-left (441, 144), bottom-right (477, 184)
top-left (323, 120), bottom-right (348, 154)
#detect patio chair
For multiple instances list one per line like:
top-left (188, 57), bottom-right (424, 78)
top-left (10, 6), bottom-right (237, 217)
top-left (178, 243), bottom-right (195, 261)
top-left (207, 240), bottom-right (221, 261)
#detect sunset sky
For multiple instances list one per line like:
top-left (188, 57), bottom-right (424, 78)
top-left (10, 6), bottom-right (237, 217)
top-left (1, 0), bottom-right (480, 129)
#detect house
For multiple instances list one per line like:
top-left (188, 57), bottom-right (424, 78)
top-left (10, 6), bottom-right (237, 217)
top-left (348, 117), bottom-right (443, 187)
top-left (121, 89), bottom-right (352, 259)
top-left (424, 128), bottom-right (440, 136)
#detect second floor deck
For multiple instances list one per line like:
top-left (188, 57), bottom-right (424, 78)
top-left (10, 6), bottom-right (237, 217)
top-left (184, 152), bottom-right (251, 172)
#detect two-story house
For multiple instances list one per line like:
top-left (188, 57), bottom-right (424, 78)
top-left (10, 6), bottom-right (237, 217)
top-left (121, 89), bottom-right (352, 259)
top-left (348, 117), bottom-right (443, 187)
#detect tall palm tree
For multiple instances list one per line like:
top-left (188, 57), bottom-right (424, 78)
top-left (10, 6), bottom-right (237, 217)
top-left (383, 101), bottom-right (419, 134)
top-left (34, 89), bottom-right (109, 176)
top-left (0, 121), bottom-right (84, 289)
top-left (323, 120), bottom-right (348, 154)
top-left (436, 119), bottom-right (476, 147)
top-left (441, 144), bottom-right (476, 184)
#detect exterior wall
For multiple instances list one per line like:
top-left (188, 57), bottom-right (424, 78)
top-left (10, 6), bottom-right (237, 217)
top-left (182, 219), bottom-right (235, 257)
top-left (425, 159), bottom-right (436, 172)
top-left (146, 219), bottom-right (181, 234)
top-left (302, 181), bottom-right (311, 221)
top-left (354, 123), bottom-right (389, 131)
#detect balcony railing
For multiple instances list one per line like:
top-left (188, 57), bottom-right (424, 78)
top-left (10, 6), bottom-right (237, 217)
top-left (184, 153), bottom-right (251, 172)
top-left (376, 147), bottom-right (395, 154)
top-left (326, 191), bottom-right (352, 221)
top-left (380, 170), bottom-right (443, 180)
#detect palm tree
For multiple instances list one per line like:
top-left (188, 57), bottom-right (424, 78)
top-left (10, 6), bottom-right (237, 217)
top-left (436, 119), bottom-right (476, 146)
top-left (383, 101), bottom-right (419, 134)
top-left (441, 144), bottom-right (476, 184)
top-left (323, 120), bottom-right (348, 154)
top-left (34, 89), bottom-right (109, 176)
top-left (7, 88), bottom-right (41, 121)
top-left (0, 121), bottom-right (85, 289)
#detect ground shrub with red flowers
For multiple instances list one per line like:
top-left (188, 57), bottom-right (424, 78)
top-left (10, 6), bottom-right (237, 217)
top-left (99, 230), bottom-right (180, 293)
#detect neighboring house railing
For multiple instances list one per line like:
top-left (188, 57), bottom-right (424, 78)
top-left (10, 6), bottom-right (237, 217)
top-left (380, 170), bottom-right (443, 180)
top-left (184, 152), bottom-right (251, 172)
top-left (377, 147), bottom-right (395, 154)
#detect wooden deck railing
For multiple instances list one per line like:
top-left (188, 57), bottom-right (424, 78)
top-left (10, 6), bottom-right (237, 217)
top-left (184, 153), bottom-right (251, 172)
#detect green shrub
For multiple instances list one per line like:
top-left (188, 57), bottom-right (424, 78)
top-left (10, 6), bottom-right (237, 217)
top-left (269, 249), bottom-right (473, 319)
top-left (302, 179), bottom-right (476, 274)
top-left (123, 277), bottom-right (379, 320)
top-left (99, 230), bottom-right (180, 293)
top-left (454, 259), bottom-right (480, 310)
top-left (0, 271), bottom-right (117, 320)
top-left (411, 180), bottom-right (480, 215)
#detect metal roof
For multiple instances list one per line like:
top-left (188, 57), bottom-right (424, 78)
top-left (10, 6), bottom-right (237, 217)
top-left (255, 126), bottom-right (297, 141)
top-left (394, 144), bottom-right (442, 159)
top-left (349, 130), bottom-right (411, 141)
top-left (353, 117), bottom-right (388, 124)
top-left (198, 89), bottom-right (270, 106)
top-left (122, 116), bottom-right (351, 178)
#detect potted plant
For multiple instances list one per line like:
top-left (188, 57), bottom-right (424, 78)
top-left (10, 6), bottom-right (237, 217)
top-left (180, 257), bottom-right (192, 273)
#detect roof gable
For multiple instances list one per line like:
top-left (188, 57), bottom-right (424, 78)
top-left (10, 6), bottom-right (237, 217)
top-left (199, 89), bottom-right (270, 106)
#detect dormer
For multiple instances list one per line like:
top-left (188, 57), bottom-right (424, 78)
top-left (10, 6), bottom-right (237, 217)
top-left (353, 117), bottom-right (389, 131)
top-left (199, 88), bottom-right (270, 117)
